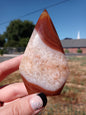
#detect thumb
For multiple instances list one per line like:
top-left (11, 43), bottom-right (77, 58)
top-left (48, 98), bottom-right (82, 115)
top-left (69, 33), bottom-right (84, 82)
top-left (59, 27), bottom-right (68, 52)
top-left (0, 93), bottom-right (47, 115)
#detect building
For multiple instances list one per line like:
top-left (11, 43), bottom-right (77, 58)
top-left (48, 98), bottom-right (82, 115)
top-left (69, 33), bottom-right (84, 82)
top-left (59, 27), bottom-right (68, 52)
top-left (61, 39), bottom-right (86, 54)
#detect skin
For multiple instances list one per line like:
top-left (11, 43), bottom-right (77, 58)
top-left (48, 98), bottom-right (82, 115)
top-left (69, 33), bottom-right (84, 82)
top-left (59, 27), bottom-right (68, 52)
top-left (0, 55), bottom-right (44, 115)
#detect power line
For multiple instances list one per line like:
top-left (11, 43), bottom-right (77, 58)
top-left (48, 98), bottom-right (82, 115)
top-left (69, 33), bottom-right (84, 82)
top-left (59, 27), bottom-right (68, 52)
top-left (20, 0), bottom-right (70, 18)
top-left (0, 0), bottom-right (70, 26)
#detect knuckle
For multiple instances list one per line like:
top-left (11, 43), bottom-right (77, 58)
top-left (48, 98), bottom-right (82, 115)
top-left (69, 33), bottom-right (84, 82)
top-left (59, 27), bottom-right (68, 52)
top-left (11, 100), bottom-right (22, 115)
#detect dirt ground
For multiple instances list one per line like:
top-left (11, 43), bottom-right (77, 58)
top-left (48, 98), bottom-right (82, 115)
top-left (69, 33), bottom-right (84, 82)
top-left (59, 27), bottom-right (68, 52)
top-left (0, 56), bottom-right (86, 114)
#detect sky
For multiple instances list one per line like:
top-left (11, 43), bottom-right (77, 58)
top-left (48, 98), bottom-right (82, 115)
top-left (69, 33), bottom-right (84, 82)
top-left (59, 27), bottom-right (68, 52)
top-left (0, 0), bottom-right (86, 40)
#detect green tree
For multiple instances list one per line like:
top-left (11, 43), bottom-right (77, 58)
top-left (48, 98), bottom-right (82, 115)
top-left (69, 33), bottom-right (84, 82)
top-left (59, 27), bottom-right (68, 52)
top-left (64, 49), bottom-right (69, 53)
top-left (21, 20), bottom-right (34, 38)
top-left (0, 34), bottom-right (5, 47)
top-left (77, 49), bottom-right (82, 53)
top-left (5, 19), bottom-right (35, 47)
top-left (19, 38), bottom-right (29, 47)
top-left (0, 49), bottom-right (4, 55)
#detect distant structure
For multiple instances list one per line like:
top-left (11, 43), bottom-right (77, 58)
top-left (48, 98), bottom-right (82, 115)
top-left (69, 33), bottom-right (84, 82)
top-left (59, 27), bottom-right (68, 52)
top-left (77, 31), bottom-right (80, 39)
top-left (61, 38), bottom-right (86, 54)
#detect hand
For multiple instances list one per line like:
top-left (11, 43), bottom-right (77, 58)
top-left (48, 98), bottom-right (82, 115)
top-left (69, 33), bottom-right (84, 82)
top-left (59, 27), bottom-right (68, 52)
top-left (0, 55), bottom-right (47, 115)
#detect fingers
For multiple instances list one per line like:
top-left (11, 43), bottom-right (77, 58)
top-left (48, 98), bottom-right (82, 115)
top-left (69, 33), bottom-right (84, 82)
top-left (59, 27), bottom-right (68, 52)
top-left (0, 93), bottom-right (47, 115)
top-left (0, 82), bottom-right (28, 102)
top-left (0, 102), bottom-right (4, 107)
top-left (0, 55), bottom-right (23, 82)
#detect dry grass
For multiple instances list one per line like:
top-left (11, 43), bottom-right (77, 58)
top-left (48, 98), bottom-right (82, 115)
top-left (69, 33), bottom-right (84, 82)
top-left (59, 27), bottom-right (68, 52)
top-left (0, 71), bottom-right (22, 85)
top-left (0, 56), bottom-right (86, 114)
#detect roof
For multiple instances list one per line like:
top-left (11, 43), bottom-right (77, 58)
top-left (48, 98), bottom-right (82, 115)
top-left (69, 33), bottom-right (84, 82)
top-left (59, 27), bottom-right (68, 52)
top-left (61, 39), bottom-right (86, 48)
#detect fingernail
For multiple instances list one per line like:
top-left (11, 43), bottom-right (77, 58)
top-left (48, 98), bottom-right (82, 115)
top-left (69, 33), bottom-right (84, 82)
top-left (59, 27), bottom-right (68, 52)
top-left (37, 93), bottom-right (47, 107)
top-left (30, 93), bottom-right (47, 110)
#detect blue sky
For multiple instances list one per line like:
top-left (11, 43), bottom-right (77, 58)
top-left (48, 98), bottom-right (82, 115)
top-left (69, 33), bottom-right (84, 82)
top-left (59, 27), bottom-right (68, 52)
top-left (0, 0), bottom-right (86, 40)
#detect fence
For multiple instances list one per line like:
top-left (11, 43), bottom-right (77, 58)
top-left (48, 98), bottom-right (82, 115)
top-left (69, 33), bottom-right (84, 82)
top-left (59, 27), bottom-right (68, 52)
top-left (0, 47), bottom-right (25, 54)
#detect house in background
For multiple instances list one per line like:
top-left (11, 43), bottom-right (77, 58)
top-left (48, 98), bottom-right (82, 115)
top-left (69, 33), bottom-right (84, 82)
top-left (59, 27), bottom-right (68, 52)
top-left (61, 39), bottom-right (86, 54)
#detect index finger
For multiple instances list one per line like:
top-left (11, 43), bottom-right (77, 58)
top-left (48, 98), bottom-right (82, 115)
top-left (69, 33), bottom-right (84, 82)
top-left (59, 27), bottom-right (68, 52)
top-left (0, 55), bottom-right (23, 82)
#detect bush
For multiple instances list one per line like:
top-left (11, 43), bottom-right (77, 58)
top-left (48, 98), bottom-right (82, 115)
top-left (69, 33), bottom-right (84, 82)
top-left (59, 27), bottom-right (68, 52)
top-left (3, 48), bottom-right (8, 54)
top-left (77, 49), bottom-right (82, 53)
top-left (0, 49), bottom-right (4, 55)
top-left (64, 49), bottom-right (69, 53)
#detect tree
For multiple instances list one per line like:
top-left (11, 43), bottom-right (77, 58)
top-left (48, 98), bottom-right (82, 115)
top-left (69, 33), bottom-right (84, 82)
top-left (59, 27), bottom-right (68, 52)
top-left (21, 20), bottom-right (34, 38)
top-left (18, 38), bottom-right (28, 47)
top-left (0, 34), bottom-right (5, 47)
top-left (77, 48), bottom-right (82, 53)
top-left (64, 38), bottom-right (72, 40)
top-left (5, 19), bottom-right (35, 47)
top-left (64, 49), bottom-right (69, 53)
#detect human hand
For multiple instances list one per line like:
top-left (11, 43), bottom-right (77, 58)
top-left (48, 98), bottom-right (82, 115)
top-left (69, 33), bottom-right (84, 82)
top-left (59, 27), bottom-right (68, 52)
top-left (0, 55), bottom-right (47, 115)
